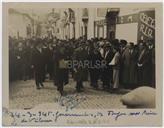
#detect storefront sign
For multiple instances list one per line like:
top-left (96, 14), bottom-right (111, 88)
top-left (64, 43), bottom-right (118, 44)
top-left (96, 13), bottom-right (138, 25)
top-left (137, 10), bottom-right (155, 41)
top-left (117, 13), bottom-right (138, 24)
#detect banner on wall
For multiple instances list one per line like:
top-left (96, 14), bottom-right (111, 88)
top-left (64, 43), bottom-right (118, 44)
top-left (137, 10), bottom-right (155, 42)
top-left (95, 19), bottom-right (106, 26)
top-left (117, 13), bottom-right (138, 24)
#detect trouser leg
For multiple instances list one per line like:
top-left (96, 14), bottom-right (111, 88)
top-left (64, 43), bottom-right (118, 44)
top-left (35, 72), bottom-right (40, 88)
top-left (90, 70), bottom-right (94, 86)
top-left (57, 82), bottom-right (64, 95)
top-left (76, 80), bottom-right (82, 92)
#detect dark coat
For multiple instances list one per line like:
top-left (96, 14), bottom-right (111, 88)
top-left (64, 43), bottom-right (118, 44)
top-left (73, 47), bottom-right (88, 81)
top-left (88, 50), bottom-right (103, 84)
top-left (137, 48), bottom-right (152, 86)
top-left (14, 48), bottom-right (26, 79)
top-left (88, 50), bottom-right (103, 69)
top-left (45, 47), bottom-right (54, 74)
top-left (151, 48), bottom-right (155, 87)
top-left (101, 49), bottom-right (114, 85)
top-left (31, 48), bottom-right (45, 84)
top-left (105, 50), bottom-right (115, 65)
top-left (53, 46), bottom-right (69, 85)
top-left (14, 48), bottom-right (25, 66)
top-left (121, 48), bottom-right (138, 86)
top-left (32, 48), bottom-right (45, 72)
top-left (9, 48), bottom-right (16, 81)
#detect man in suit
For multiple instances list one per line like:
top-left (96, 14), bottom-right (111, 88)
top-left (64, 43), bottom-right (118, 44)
top-left (101, 42), bottom-right (114, 90)
top-left (119, 40), bottom-right (128, 86)
top-left (14, 41), bottom-right (25, 80)
top-left (88, 42), bottom-right (102, 89)
top-left (9, 37), bottom-right (15, 81)
top-left (146, 40), bottom-right (155, 87)
top-left (53, 42), bottom-right (69, 96)
top-left (46, 42), bottom-right (54, 80)
top-left (73, 42), bottom-right (88, 92)
top-left (31, 39), bottom-right (45, 89)
top-left (29, 40), bottom-right (35, 79)
top-left (137, 42), bottom-right (151, 86)
top-left (41, 39), bottom-right (48, 82)
top-left (121, 42), bottom-right (138, 89)
top-left (23, 39), bottom-right (31, 81)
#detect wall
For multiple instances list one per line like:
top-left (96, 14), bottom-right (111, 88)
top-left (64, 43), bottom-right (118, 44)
top-left (116, 23), bottom-right (138, 43)
top-left (9, 13), bottom-right (31, 38)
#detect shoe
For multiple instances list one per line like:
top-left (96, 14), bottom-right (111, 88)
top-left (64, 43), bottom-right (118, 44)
top-left (40, 83), bottom-right (44, 88)
top-left (37, 87), bottom-right (41, 90)
top-left (109, 88), bottom-right (119, 93)
top-left (76, 89), bottom-right (83, 93)
top-left (93, 86), bottom-right (98, 90)
top-left (60, 91), bottom-right (64, 96)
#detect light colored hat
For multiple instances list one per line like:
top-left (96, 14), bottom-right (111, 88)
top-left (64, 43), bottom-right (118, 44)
top-left (106, 41), bottom-right (111, 45)
top-left (99, 41), bottom-right (104, 46)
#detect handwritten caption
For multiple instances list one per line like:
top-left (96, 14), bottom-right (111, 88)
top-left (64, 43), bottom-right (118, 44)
top-left (4, 109), bottom-right (157, 125)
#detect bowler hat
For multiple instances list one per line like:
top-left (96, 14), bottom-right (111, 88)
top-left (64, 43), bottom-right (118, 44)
top-left (120, 40), bottom-right (127, 46)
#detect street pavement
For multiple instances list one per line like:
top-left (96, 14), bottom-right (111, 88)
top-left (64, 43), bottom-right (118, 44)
top-left (9, 78), bottom-right (129, 110)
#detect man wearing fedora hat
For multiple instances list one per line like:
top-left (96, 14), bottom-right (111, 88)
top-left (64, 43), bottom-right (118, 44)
top-left (101, 42), bottom-right (114, 90)
top-left (31, 38), bottom-right (45, 89)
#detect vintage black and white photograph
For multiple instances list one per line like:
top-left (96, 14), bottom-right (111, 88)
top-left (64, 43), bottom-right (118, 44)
top-left (2, 2), bottom-right (163, 126)
top-left (8, 5), bottom-right (156, 109)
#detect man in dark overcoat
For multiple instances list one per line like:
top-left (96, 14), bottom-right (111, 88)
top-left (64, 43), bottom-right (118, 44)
top-left (121, 43), bottom-right (138, 89)
top-left (22, 39), bottom-right (31, 81)
top-left (137, 42), bottom-right (151, 86)
top-left (53, 42), bottom-right (69, 95)
top-left (101, 42), bottom-right (114, 90)
top-left (41, 39), bottom-right (48, 82)
top-left (88, 42), bottom-right (102, 89)
top-left (14, 41), bottom-right (25, 80)
top-left (31, 39), bottom-right (45, 89)
top-left (119, 40), bottom-right (128, 86)
top-left (73, 42), bottom-right (88, 92)
top-left (146, 40), bottom-right (155, 87)
top-left (48, 43), bottom-right (54, 80)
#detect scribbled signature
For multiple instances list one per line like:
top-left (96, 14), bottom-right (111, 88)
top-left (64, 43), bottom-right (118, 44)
top-left (56, 94), bottom-right (87, 111)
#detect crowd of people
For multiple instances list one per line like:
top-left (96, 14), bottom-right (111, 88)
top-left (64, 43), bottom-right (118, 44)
top-left (9, 36), bottom-right (155, 95)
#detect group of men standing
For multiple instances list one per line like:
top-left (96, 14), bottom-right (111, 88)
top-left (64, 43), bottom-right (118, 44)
top-left (9, 36), bottom-right (155, 96)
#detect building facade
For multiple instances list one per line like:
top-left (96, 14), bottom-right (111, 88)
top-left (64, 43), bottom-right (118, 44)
top-left (94, 8), bottom-right (155, 43)
top-left (8, 7), bottom-right (155, 43)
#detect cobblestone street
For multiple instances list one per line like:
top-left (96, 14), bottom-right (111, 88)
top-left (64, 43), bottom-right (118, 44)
top-left (9, 78), bottom-right (129, 110)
